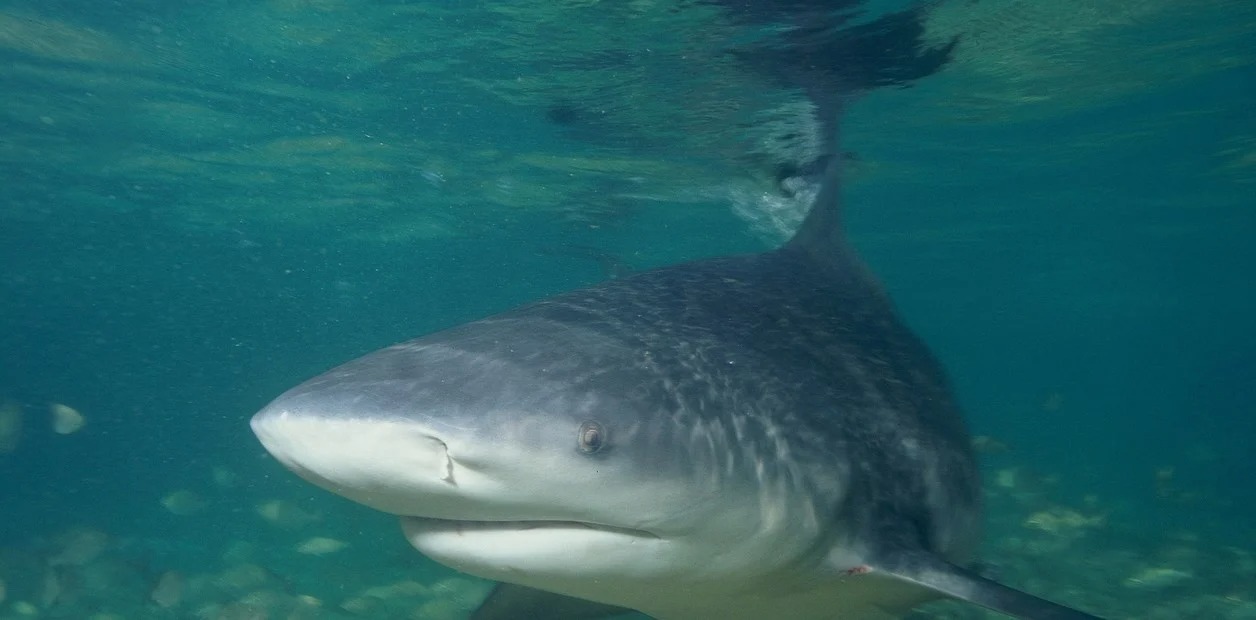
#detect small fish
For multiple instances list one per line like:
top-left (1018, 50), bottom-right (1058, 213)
top-left (150, 570), bottom-right (184, 608)
top-left (1123, 567), bottom-right (1193, 590)
top-left (295, 537), bottom-right (348, 556)
top-left (40, 567), bottom-right (61, 609)
top-left (255, 499), bottom-right (321, 529)
top-left (294, 594), bottom-right (323, 608)
top-left (49, 402), bottom-right (84, 435)
top-left (1023, 508), bottom-right (1105, 535)
top-left (48, 527), bottom-right (109, 566)
top-left (160, 490), bottom-right (208, 516)
top-left (211, 466), bottom-right (238, 489)
top-left (11, 601), bottom-right (37, 616)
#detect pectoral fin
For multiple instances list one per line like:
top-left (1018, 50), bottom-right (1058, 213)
top-left (871, 551), bottom-right (1105, 620)
top-left (471, 583), bottom-right (638, 620)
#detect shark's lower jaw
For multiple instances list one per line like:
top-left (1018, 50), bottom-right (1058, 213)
top-left (400, 516), bottom-right (658, 539)
top-left (399, 515), bottom-right (667, 584)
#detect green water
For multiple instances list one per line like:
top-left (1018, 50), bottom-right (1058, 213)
top-left (1, 1), bottom-right (1254, 618)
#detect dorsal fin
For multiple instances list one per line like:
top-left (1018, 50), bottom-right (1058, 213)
top-left (784, 154), bottom-right (846, 262)
top-left (782, 154), bottom-right (884, 294)
top-left (871, 551), bottom-right (1106, 620)
top-left (772, 90), bottom-right (857, 271)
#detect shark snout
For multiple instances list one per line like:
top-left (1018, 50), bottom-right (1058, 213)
top-left (250, 401), bottom-right (459, 516)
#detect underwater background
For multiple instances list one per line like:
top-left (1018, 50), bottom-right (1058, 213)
top-left (1, 0), bottom-right (1254, 618)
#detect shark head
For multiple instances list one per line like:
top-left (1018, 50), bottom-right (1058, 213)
top-left (251, 303), bottom-right (831, 610)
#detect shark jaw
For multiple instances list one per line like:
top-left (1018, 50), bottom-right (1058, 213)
top-left (400, 515), bottom-right (663, 573)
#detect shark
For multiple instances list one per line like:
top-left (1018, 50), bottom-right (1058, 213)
top-left (250, 153), bottom-right (1104, 619)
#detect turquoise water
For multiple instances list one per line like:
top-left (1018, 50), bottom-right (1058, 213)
top-left (2, 1), bottom-right (1254, 618)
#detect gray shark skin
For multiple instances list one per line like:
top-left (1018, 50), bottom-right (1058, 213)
top-left (251, 161), bottom-right (1103, 619)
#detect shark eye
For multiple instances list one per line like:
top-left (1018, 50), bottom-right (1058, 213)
top-left (577, 420), bottom-right (607, 454)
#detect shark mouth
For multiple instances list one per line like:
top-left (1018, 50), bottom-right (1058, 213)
top-left (398, 515), bottom-right (667, 578)
top-left (399, 516), bottom-right (659, 539)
